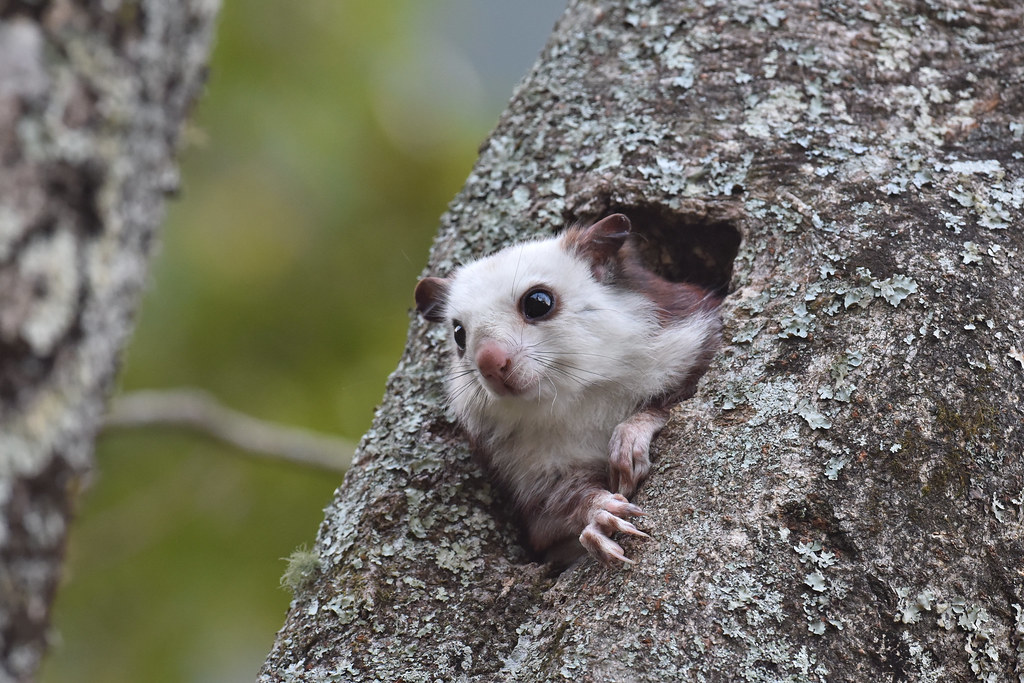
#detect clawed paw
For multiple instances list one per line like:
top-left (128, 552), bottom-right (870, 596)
top-left (579, 492), bottom-right (648, 566)
top-left (608, 421), bottom-right (654, 497)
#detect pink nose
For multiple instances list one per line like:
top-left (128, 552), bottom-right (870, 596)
top-left (476, 342), bottom-right (512, 383)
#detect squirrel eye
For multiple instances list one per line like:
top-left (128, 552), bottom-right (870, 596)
top-left (521, 288), bottom-right (555, 321)
top-left (452, 321), bottom-right (466, 350)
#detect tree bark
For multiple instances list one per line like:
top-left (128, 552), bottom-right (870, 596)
top-left (261, 0), bottom-right (1024, 680)
top-left (0, 2), bottom-right (217, 679)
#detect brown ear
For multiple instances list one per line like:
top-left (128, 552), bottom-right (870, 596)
top-left (564, 213), bottom-right (632, 270)
top-left (414, 277), bottom-right (450, 322)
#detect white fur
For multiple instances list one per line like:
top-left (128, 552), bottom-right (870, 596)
top-left (440, 235), bottom-right (719, 502)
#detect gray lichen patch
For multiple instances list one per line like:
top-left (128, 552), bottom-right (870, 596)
top-left (0, 229), bottom-right (81, 356)
top-left (0, 20), bottom-right (50, 102)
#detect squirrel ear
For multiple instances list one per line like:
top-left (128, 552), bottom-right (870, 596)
top-left (563, 213), bottom-right (632, 269)
top-left (414, 277), bottom-right (450, 322)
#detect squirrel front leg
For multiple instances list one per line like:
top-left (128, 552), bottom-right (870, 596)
top-left (608, 406), bottom-right (669, 498)
top-left (523, 469), bottom-right (648, 566)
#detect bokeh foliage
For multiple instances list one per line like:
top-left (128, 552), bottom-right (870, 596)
top-left (40, 1), bottom-right (519, 680)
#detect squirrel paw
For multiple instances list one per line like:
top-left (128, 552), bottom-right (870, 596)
top-left (609, 422), bottom-right (653, 498)
top-left (579, 492), bottom-right (648, 565)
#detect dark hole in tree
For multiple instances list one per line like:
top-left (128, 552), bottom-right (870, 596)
top-left (573, 201), bottom-right (743, 294)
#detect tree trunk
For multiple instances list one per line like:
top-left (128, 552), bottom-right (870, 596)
top-left (0, 2), bottom-right (217, 679)
top-left (260, 0), bottom-right (1024, 680)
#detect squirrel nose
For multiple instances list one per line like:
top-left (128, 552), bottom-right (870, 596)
top-left (476, 342), bottom-right (511, 381)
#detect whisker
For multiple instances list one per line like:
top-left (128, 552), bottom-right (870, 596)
top-left (511, 246), bottom-right (525, 306)
top-left (534, 350), bottom-right (637, 361)
top-left (446, 374), bottom-right (483, 407)
top-left (531, 358), bottom-right (592, 389)
top-left (500, 332), bottom-right (521, 349)
top-left (445, 370), bottom-right (478, 385)
top-left (532, 357), bottom-right (631, 390)
top-left (531, 353), bottom-right (643, 373)
top-left (545, 376), bottom-right (559, 411)
top-left (446, 385), bottom-right (484, 413)
top-left (530, 349), bottom-right (644, 374)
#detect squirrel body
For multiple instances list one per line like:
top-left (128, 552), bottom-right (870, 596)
top-left (416, 214), bottom-right (722, 564)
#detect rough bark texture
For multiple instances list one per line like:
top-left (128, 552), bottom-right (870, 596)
top-left (0, 2), bottom-right (218, 680)
top-left (261, 0), bottom-right (1024, 680)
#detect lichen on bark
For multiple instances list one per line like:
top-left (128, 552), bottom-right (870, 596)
top-left (261, 1), bottom-right (1024, 680)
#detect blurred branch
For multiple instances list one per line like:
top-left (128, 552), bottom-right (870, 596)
top-left (104, 389), bottom-right (354, 473)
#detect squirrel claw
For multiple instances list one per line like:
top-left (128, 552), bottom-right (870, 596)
top-left (579, 491), bottom-right (649, 565)
top-left (580, 525), bottom-right (635, 565)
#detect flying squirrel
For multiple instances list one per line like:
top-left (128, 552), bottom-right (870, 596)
top-left (415, 214), bottom-right (723, 565)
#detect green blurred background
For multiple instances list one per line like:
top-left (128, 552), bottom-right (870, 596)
top-left (41, 2), bottom-right (563, 681)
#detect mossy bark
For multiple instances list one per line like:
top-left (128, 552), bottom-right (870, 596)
top-left (0, 2), bottom-right (217, 679)
top-left (262, 1), bottom-right (1024, 680)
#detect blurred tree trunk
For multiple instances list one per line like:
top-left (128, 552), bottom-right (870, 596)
top-left (0, 2), bottom-right (217, 679)
top-left (261, 0), bottom-right (1023, 680)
